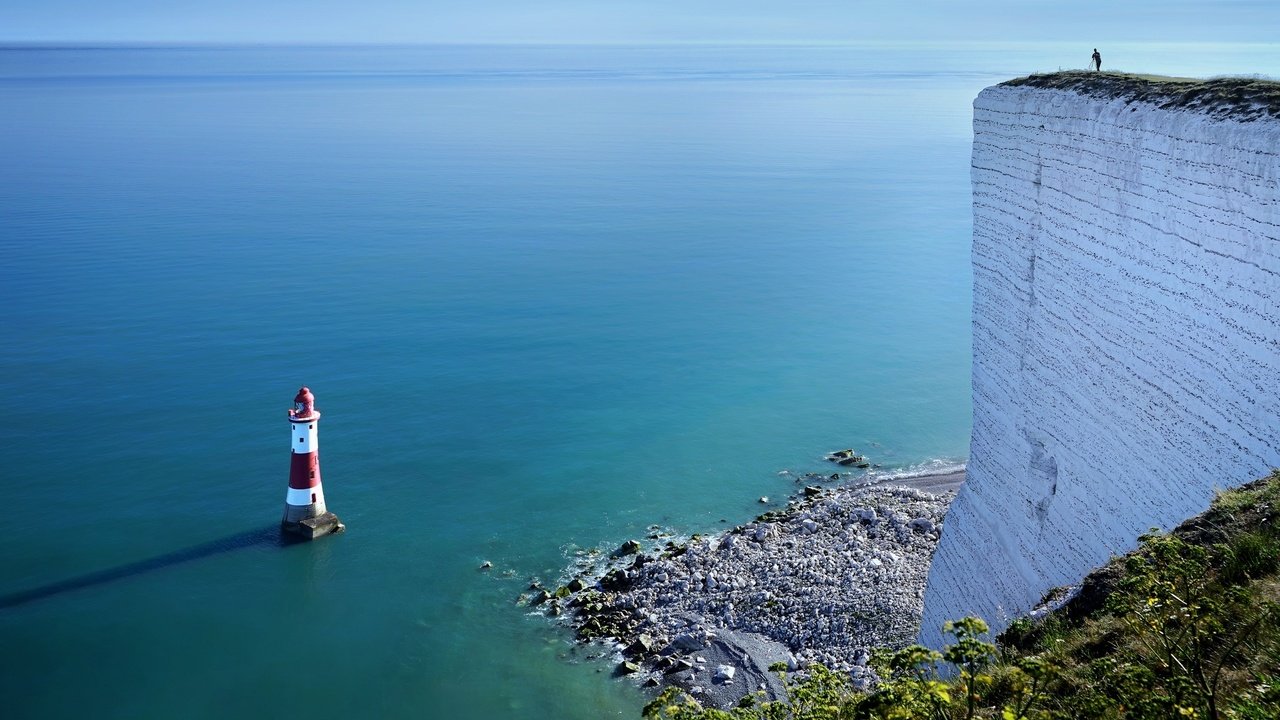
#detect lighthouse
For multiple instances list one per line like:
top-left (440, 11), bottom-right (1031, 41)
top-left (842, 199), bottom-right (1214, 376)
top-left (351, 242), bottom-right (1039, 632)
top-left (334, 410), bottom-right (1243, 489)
top-left (283, 386), bottom-right (344, 540)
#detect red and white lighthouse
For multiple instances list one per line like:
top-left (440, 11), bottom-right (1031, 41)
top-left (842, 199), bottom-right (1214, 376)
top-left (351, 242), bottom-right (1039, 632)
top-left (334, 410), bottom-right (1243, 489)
top-left (283, 386), bottom-right (343, 539)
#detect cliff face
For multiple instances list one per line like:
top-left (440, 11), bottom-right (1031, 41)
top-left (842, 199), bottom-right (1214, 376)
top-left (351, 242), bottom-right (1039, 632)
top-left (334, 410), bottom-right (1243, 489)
top-left (920, 77), bottom-right (1280, 647)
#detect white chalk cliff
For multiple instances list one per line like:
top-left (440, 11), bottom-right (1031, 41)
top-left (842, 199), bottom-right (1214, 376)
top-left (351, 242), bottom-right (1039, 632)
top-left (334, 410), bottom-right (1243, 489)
top-left (920, 77), bottom-right (1280, 647)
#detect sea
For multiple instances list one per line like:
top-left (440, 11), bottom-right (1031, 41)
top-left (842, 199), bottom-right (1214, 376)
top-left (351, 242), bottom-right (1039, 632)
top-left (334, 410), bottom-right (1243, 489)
top-left (1, 42), bottom-right (1275, 719)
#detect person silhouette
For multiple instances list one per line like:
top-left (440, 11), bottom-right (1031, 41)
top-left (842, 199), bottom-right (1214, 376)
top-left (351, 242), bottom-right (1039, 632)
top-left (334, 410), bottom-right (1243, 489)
top-left (1092, 48), bottom-right (1102, 71)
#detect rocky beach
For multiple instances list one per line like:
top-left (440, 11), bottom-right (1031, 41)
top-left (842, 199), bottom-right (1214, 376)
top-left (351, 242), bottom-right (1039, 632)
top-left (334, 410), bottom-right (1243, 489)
top-left (529, 471), bottom-right (963, 709)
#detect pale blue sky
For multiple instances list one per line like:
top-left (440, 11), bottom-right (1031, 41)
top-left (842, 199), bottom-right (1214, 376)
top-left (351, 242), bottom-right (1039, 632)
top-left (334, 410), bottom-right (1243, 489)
top-left (2, 0), bottom-right (1278, 43)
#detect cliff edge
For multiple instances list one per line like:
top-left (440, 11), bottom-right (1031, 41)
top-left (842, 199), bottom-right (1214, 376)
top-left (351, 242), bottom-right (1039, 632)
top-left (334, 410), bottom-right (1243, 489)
top-left (1006, 71), bottom-right (1280, 120)
top-left (920, 72), bottom-right (1280, 648)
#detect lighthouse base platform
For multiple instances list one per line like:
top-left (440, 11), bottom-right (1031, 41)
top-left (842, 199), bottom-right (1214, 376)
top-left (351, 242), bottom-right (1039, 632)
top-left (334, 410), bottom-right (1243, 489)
top-left (282, 512), bottom-right (345, 541)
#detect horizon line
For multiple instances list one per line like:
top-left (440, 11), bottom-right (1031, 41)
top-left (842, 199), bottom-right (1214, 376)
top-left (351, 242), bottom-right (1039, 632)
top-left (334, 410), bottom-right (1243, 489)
top-left (4, 39), bottom-right (1280, 49)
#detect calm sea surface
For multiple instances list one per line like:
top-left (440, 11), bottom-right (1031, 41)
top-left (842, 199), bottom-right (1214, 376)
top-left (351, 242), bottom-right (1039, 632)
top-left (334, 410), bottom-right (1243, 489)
top-left (1, 42), bottom-right (1275, 719)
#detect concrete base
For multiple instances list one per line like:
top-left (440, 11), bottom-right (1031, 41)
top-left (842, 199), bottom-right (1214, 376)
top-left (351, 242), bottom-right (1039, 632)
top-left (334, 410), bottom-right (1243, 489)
top-left (282, 512), bottom-right (345, 541)
top-left (283, 500), bottom-right (328, 525)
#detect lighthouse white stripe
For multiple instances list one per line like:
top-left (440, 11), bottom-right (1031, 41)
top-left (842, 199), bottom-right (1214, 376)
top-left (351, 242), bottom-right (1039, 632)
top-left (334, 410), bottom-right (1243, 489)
top-left (286, 486), bottom-right (325, 506)
top-left (291, 424), bottom-right (319, 454)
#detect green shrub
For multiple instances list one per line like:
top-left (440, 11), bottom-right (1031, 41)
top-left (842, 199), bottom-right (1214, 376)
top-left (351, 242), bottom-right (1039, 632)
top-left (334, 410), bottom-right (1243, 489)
top-left (1220, 532), bottom-right (1280, 585)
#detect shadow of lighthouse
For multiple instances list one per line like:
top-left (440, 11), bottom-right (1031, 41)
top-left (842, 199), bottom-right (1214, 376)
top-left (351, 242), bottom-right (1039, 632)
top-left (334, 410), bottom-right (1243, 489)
top-left (0, 525), bottom-right (306, 610)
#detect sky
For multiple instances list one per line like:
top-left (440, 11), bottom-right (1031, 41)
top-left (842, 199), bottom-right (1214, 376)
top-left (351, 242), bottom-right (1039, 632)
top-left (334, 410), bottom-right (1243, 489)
top-left (2, 0), bottom-right (1279, 44)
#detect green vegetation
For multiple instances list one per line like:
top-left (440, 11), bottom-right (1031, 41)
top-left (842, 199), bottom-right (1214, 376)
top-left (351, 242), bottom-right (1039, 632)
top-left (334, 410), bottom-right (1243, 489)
top-left (642, 472), bottom-right (1280, 720)
top-left (1002, 71), bottom-right (1280, 120)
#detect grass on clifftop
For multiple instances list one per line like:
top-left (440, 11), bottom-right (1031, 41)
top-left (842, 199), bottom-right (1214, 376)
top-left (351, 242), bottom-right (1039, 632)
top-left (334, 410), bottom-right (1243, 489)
top-left (1002, 70), bottom-right (1280, 120)
top-left (644, 471), bottom-right (1280, 719)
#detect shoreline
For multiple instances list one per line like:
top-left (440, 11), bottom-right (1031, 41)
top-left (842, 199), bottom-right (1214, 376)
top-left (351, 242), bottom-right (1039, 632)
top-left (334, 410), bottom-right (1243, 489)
top-left (865, 470), bottom-right (965, 495)
top-left (531, 468), bottom-right (965, 709)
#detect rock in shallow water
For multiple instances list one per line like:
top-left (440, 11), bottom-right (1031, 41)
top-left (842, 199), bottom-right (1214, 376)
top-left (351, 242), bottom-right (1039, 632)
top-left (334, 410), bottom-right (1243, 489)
top-left (617, 539), bottom-right (643, 556)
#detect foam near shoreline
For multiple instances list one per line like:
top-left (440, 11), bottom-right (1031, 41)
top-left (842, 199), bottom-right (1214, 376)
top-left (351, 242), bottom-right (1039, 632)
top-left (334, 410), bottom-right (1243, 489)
top-left (531, 468), bottom-right (964, 709)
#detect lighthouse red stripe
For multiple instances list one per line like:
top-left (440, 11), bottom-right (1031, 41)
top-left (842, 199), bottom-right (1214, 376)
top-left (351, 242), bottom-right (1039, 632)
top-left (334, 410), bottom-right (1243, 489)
top-left (289, 452), bottom-right (321, 489)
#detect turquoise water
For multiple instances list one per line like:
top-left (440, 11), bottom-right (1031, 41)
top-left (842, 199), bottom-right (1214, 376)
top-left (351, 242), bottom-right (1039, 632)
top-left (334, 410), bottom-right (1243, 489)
top-left (1, 43), bottom-right (1273, 719)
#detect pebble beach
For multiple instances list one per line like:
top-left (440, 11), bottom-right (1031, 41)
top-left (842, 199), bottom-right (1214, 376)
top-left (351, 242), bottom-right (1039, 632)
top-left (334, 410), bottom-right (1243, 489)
top-left (533, 471), bottom-right (964, 709)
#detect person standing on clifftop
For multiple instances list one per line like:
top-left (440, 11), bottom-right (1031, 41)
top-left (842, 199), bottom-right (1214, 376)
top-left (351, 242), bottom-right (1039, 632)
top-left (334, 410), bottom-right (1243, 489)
top-left (1092, 48), bottom-right (1102, 71)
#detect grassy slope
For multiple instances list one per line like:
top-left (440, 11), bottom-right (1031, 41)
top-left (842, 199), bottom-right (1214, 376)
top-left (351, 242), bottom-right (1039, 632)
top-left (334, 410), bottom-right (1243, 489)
top-left (992, 471), bottom-right (1280, 717)
top-left (1001, 70), bottom-right (1280, 120)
